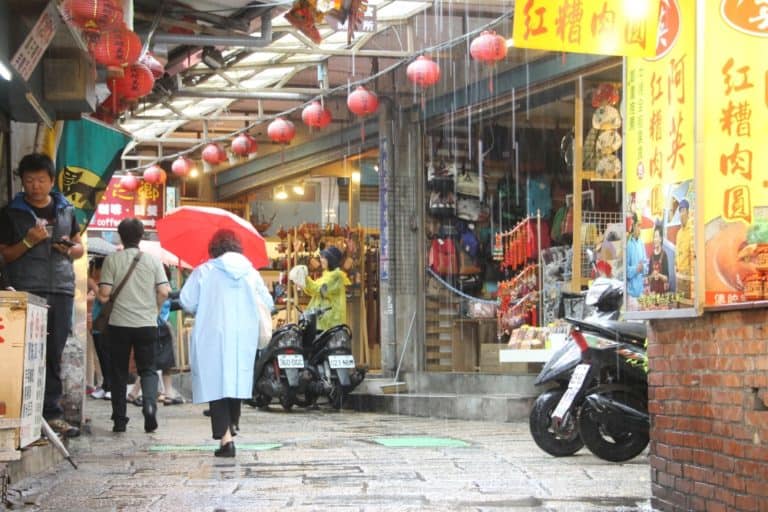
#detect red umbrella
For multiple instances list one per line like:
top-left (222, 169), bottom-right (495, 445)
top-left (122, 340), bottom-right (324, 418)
top-left (156, 206), bottom-right (268, 269)
top-left (138, 240), bottom-right (193, 269)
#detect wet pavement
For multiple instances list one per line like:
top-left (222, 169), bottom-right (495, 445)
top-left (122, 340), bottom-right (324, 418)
top-left (6, 398), bottom-right (652, 511)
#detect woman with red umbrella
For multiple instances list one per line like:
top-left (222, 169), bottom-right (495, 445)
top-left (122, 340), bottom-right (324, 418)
top-left (179, 229), bottom-right (273, 457)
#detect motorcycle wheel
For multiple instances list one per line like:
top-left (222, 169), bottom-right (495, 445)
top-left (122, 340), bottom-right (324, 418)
top-left (329, 385), bottom-right (347, 410)
top-left (529, 389), bottom-right (584, 457)
top-left (293, 391), bottom-right (318, 408)
top-left (245, 394), bottom-right (271, 408)
top-left (279, 391), bottom-right (295, 411)
top-left (577, 392), bottom-right (649, 462)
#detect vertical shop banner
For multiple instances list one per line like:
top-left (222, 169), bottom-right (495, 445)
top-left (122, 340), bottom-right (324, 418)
top-left (89, 177), bottom-right (165, 231)
top-left (701, 0), bottom-right (768, 307)
top-left (624, 0), bottom-right (697, 317)
top-left (54, 119), bottom-right (131, 232)
top-left (512, 0), bottom-right (660, 57)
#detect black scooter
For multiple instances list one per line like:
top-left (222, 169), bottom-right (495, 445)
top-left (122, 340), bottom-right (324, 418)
top-left (529, 275), bottom-right (624, 457)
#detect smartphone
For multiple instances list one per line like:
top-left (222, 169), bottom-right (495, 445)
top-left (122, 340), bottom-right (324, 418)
top-left (55, 238), bottom-right (76, 247)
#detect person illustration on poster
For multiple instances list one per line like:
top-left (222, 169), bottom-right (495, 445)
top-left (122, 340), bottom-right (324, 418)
top-left (674, 198), bottom-right (694, 300)
top-left (647, 222), bottom-right (670, 294)
top-left (626, 212), bottom-right (648, 309)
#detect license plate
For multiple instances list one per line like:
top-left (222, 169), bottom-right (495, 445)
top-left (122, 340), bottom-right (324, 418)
top-left (328, 354), bottom-right (355, 369)
top-left (277, 354), bottom-right (304, 369)
top-left (551, 364), bottom-right (591, 421)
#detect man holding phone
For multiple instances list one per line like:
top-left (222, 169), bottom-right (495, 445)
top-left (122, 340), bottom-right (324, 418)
top-left (0, 153), bottom-right (84, 438)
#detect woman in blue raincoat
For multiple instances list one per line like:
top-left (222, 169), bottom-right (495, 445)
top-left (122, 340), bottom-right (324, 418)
top-left (180, 229), bottom-right (273, 457)
top-left (301, 245), bottom-right (351, 331)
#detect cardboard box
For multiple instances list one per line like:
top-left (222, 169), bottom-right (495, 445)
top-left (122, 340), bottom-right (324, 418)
top-left (0, 292), bottom-right (47, 460)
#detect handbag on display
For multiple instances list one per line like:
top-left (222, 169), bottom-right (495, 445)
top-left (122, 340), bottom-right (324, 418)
top-left (428, 238), bottom-right (457, 275)
top-left (468, 301), bottom-right (497, 319)
top-left (458, 250), bottom-right (482, 275)
top-left (428, 191), bottom-right (456, 217)
top-left (93, 253), bottom-right (142, 332)
top-left (457, 274), bottom-right (482, 293)
top-left (456, 170), bottom-right (482, 197)
top-left (456, 195), bottom-right (481, 221)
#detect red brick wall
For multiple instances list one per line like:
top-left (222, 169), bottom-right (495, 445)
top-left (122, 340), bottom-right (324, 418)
top-left (648, 309), bottom-right (768, 512)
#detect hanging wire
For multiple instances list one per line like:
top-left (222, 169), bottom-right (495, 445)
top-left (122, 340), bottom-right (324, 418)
top-left (118, 12), bottom-right (513, 174)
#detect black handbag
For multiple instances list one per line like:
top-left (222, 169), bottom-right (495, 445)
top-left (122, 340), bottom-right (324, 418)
top-left (156, 320), bottom-right (176, 370)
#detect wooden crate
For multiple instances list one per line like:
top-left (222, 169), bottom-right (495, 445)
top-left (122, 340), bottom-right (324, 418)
top-left (479, 344), bottom-right (529, 374)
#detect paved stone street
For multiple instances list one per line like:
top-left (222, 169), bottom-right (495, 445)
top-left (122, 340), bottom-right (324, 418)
top-left (8, 398), bottom-right (652, 511)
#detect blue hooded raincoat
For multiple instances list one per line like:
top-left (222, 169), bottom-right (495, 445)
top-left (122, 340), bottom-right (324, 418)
top-left (180, 252), bottom-right (273, 403)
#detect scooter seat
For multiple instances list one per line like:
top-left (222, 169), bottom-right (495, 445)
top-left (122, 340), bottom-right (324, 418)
top-left (567, 317), bottom-right (647, 343)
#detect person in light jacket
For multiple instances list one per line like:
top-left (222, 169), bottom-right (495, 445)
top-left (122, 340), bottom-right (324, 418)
top-left (180, 229), bottom-right (273, 457)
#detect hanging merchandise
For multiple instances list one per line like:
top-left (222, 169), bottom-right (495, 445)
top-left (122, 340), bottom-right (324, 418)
top-left (302, 101), bottom-right (332, 129)
top-left (456, 196), bottom-right (484, 222)
top-left (456, 170), bottom-right (482, 197)
top-left (428, 237), bottom-right (457, 276)
top-left (428, 190), bottom-right (456, 217)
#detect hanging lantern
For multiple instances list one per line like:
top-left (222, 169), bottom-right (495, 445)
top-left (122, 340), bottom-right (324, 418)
top-left (406, 56), bottom-right (441, 88)
top-left (93, 93), bottom-right (125, 124)
top-left (157, 168), bottom-right (168, 184)
top-left (171, 156), bottom-right (193, 177)
top-left (62, 0), bottom-right (123, 35)
top-left (267, 118), bottom-right (296, 144)
top-left (470, 30), bottom-right (507, 63)
top-left (143, 165), bottom-right (163, 184)
top-left (246, 134), bottom-right (258, 154)
top-left (202, 143), bottom-right (224, 164)
top-left (119, 173), bottom-right (139, 191)
top-left (89, 25), bottom-right (142, 70)
top-left (302, 101), bottom-right (332, 129)
top-left (139, 52), bottom-right (165, 79)
top-left (347, 86), bottom-right (379, 117)
top-left (107, 63), bottom-right (154, 99)
top-left (231, 134), bottom-right (251, 156)
top-left (469, 30), bottom-right (507, 93)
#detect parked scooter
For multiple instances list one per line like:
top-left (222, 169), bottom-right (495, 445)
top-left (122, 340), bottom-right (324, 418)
top-left (250, 312), bottom-right (315, 411)
top-left (296, 306), bottom-right (367, 409)
top-left (529, 261), bottom-right (624, 456)
top-left (565, 317), bottom-right (649, 462)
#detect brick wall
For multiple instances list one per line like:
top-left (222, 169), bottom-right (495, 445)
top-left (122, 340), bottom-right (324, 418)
top-left (648, 309), bottom-right (768, 512)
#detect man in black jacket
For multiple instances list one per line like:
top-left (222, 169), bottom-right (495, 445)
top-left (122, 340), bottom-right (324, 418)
top-left (0, 153), bottom-right (84, 438)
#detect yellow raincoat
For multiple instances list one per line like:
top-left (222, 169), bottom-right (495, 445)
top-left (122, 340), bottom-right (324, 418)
top-left (303, 268), bottom-right (351, 330)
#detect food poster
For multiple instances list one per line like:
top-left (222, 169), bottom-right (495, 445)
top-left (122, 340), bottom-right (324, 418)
top-left (624, 0), bottom-right (698, 317)
top-left (701, 0), bottom-right (768, 307)
top-left (512, 0), bottom-right (660, 58)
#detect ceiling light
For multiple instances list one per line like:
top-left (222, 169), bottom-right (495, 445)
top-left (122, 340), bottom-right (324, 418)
top-left (292, 182), bottom-right (305, 195)
top-left (202, 47), bottom-right (225, 70)
top-left (0, 60), bottom-right (12, 81)
top-left (274, 185), bottom-right (288, 200)
top-left (189, 168), bottom-right (200, 178)
top-left (351, 171), bottom-right (361, 183)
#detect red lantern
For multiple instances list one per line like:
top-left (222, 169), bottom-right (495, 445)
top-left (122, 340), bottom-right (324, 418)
top-left (347, 86), bottom-right (379, 117)
top-left (139, 52), bottom-right (165, 79)
top-left (202, 144), bottom-right (224, 164)
top-left (119, 174), bottom-right (139, 191)
top-left (157, 168), bottom-right (168, 184)
top-left (407, 56), bottom-right (441, 88)
top-left (231, 134), bottom-right (251, 156)
top-left (470, 30), bottom-right (507, 63)
top-left (107, 63), bottom-right (154, 99)
top-left (267, 118), bottom-right (296, 144)
top-left (171, 156), bottom-right (193, 177)
top-left (89, 25), bottom-right (142, 69)
top-left (302, 101), bottom-right (332, 129)
top-left (246, 134), bottom-right (258, 154)
top-left (143, 165), bottom-right (163, 184)
top-left (62, 0), bottom-right (123, 34)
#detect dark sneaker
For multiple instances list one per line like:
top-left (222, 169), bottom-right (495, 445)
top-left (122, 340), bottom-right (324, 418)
top-left (48, 418), bottom-right (80, 438)
top-left (113, 419), bottom-right (129, 433)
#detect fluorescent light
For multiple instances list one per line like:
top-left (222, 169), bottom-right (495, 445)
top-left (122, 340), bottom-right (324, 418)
top-left (274, 185), bottom-right (288, 200)
top-left (292, 183), bottom-right (305, 195)
top-left (0, 60), bottom-right (11, 81)
top-left (189, 168), bottom-right (200, 178)
top-left (351, 171), bottom-right (361, 183)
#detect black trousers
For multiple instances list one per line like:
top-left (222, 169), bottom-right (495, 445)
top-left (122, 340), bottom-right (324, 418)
top-left (92, 331), bottom-right (112, 392)
top-left (41, 293), bottom-right (74, 420)
top-left (108, 325), bottom-right (158, 424)
top-left (209, 398), bottom-right (241, 440)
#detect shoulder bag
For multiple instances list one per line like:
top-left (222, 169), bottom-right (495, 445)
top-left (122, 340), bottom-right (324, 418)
top-left (93, 252), bottom-right (142, 332)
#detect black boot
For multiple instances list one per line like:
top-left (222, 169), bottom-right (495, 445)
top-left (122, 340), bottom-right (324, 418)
top-left (214, 441), bottom-right (235, 457)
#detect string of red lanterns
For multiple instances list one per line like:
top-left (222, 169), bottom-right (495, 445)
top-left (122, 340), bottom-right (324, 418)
top-left (302, 101), bottom-right (332, 129)
top-left (469, 30), bottom-right (507, 93)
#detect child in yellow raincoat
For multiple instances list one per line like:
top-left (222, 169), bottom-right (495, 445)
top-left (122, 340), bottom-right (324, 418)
top-left (302, 246), bottom-right (351, 331)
